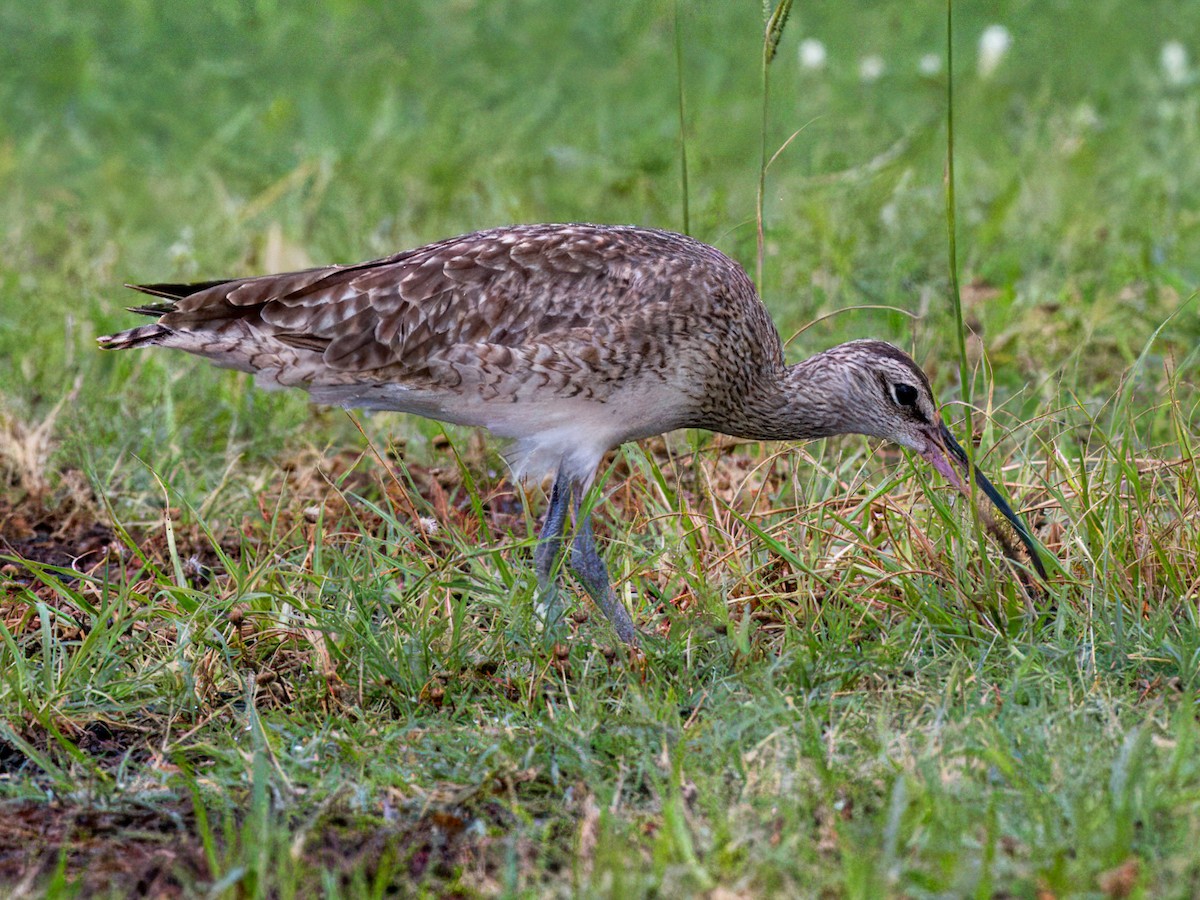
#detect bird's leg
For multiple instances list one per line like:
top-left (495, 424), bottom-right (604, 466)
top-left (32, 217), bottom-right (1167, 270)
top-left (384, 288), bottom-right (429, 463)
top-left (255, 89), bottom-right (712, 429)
top-left (533, 473), bottom-right (572, 635)
top-left (569, 490), bottom-right (639, 646)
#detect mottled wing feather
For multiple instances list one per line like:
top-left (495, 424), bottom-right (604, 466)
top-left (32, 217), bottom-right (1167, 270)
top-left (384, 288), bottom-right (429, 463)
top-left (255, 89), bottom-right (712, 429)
top-left (123, 225), bottom-right (774, 407)
top-left (223, 267), bottom-right (351, 307)
top-left (247, 227), bottom-right (648, 378)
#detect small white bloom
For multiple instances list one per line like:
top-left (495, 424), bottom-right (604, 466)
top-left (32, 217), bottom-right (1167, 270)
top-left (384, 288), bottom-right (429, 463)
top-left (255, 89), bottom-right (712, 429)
top-left (859, 55), bottom-right (885, 82)
top-left (978, 24), bottom-right (1011, 78)
top-left (1072, 102), bottom-right (1100, 130)
top-left (879, 202), bottom-right (899, 230)
top-left (167, 225), bottom-right (195, 265)
top-left (919, 53), bottom-right (942, 76)
top-left (798, 38), bottom-right (827, 71)
top-left (1161, 41), bottom-right (1188, 84)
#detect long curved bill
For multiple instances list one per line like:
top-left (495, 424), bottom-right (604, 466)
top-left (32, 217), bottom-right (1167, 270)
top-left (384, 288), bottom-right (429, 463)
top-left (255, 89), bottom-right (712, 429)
top-left (919, 421), bottom-right (1047, 581)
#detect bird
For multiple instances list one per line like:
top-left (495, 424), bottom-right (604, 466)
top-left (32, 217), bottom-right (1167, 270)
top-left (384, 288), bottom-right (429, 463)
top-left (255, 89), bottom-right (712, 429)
top-left (99, 223), bottom-right (1046, 646)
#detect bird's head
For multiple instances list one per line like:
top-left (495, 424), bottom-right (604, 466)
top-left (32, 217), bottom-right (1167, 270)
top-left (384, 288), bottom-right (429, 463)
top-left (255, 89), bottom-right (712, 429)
top-left (807, 340), bottom-right (1047, 580)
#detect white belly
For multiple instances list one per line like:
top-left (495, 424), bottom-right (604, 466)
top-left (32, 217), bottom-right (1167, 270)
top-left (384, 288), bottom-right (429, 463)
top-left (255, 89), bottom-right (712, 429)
top-left (307, 379), bottom-right (688, 487)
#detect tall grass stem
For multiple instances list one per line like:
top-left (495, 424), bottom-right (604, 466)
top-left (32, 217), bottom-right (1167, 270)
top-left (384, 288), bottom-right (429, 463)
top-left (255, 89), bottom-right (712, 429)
top-left (674, 0), bottom-right (690, 234)
top-left (757, 0), bottom-right (793, 289)
top-left (944, 0), bottom-right (971, 426)
top-left (944, 1), bottom-right (991, 568)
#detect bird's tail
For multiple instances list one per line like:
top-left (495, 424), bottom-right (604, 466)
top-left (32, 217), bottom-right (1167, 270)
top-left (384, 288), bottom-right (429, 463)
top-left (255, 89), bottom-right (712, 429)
top-left (97, 322), bottom-right (173, 350)
top-left (97, 279), bottom-right (232, 350)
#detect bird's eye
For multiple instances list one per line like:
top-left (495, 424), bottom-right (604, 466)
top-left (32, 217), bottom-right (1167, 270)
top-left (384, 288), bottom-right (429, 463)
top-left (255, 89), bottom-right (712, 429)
top-left (891, 383), bottom-right (919, 407)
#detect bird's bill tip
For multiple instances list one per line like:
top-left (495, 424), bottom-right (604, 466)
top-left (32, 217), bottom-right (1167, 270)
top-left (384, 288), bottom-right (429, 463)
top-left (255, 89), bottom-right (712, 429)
top-left (918, 421), bottom-right (1048, 581)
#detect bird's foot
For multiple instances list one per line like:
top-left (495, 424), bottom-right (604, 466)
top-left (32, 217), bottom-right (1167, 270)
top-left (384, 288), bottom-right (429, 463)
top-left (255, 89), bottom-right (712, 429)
top-left (594, 588), bottom-right (640, 648)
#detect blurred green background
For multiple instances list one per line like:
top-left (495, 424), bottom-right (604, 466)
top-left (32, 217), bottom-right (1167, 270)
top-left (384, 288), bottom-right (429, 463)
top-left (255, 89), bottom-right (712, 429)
top-left (1, 2), bottom-right (1196, 510)
top-left (1, 0), bottom-right (1197, 535)
top-left (3, 1), bottom-right (1197, 419)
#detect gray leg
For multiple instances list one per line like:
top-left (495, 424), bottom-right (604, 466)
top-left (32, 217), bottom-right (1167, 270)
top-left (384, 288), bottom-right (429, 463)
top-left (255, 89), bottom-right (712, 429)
top-left (570, 495), bottom-right (639, 646)
top-left (533, 475), bottom-right (572, 631)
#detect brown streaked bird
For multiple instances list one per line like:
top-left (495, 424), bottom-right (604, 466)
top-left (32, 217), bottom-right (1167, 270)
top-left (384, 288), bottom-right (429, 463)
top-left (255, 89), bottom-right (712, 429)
top-left (99, 223), bottom-right (1046, 645)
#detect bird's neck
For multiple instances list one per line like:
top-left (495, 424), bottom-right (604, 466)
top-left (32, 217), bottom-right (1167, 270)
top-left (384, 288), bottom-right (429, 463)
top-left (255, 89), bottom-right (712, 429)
top-left (718, 354), bottom-right (848, 442)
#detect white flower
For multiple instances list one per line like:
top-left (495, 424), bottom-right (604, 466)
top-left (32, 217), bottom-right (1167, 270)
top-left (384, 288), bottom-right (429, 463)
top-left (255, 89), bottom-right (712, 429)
top-left (1162, 41), bottom-right (1188, 84)
top-left (167, 226), bottom-right (195, 265)
top-left (879, 202), bottom-right (899, 230)
top-left (798, 38), bottom-right (827, 71)
top-left (919, 53), bottom-right (942, 76)
top-left (859, 55), bottom-right (885, 82)
top-left (978, 24), bottom-right (1011, 78)
top-left (1072, 102), bottom-right (1100, 130)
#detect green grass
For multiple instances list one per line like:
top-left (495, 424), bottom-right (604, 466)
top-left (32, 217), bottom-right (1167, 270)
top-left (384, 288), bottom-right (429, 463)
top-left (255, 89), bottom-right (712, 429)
top-left (2, 0), bottom-right (1200, 896)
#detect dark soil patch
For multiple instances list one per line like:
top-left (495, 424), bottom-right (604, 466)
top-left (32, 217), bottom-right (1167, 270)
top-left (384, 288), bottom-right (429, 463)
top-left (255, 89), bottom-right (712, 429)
top-left (0, 491), bottom-right (235, 593)
top-left (0, 799), bottom-right (209, 898)
top-left (0, 796), bottom-right (547, 897)
top-left (2, 520), bottom-right (115, 576)
top-left (0, 492), bottom-right (119, 584)
top-left (0, 491), bottom-right (238, 651)
top-left (311, 801), bottom-right (522, 893)
top-left (0, 716), bottom-right (156, 781)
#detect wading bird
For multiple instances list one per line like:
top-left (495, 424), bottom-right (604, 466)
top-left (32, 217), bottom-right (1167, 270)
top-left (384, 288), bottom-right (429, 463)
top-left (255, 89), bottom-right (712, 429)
top-left (99, 224), bottom-right (1045, 645)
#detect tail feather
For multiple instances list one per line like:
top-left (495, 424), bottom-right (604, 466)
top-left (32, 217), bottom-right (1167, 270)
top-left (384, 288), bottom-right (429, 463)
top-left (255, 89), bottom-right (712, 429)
top-left (102, 278), bottom-right (242, 347)
top-left (127, 279), bottom-right (234, 300)
top-left (97, 323), bottom-right (172, 350)
top-left (127, 301), bottom-right (177, 317)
